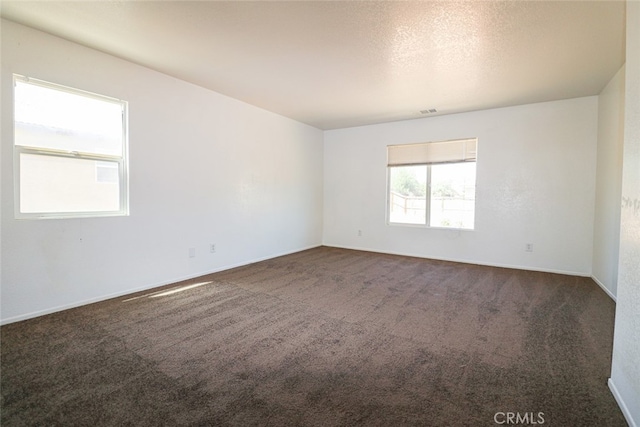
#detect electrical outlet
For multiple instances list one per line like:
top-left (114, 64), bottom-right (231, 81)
top-left (210, 244), bottom-right (216, 253)
top-left (189, 248), bottom-right (196, 258)
top-left (525, 243), bottom-right (533, 252)
top-left (358, 229), bottom-right (362, 237)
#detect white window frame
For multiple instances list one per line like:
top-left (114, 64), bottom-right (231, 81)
top-left (386, 138), bottom-right (477, 230)
top-left (13, 75), bottom-right (129, 219)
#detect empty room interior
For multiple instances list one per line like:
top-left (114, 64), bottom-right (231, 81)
top-left (1, 1), bottom-right (639, 426)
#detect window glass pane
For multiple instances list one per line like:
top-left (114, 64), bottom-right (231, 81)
top-left (95, 160), bottom-right (119, 183)
top-left (389, 165), bottom-right (427, 224)
top-left (14, 80), bottom-right (123, 156)
top-left (429, 162), bottom-right (476, 229)
top-left (20, 153), bottom-right (120, 213)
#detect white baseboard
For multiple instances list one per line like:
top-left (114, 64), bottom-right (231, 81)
top-left (323, 244), bottom-right (591, 277)
top-left (0, 244), bottom-right (322, 325)
top-left (591, 275), bottom-right (617, 302)
top-left (609, 378), bottom-right (638, 427)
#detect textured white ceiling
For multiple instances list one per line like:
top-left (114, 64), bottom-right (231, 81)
top-left (1, 1), bottom-right (626, 130)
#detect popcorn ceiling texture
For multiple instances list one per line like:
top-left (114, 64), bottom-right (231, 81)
top-left (1, 247), bottom-right (626, 425)
top-left (0, 1), bottom-right (625, 129)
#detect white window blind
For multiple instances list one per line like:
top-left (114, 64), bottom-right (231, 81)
top-left (387, 138), bottom-right (477, 166)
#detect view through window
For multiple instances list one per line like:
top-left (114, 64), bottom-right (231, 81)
top-left (388, 139), bottom-right (477, 229)
top-left (14, 75), bottom-right (128, 218)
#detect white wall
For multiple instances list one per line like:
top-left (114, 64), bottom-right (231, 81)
top-left (324, 97), bottom-right (598, 275)
top-left (609, 2), bottom-right (640, 426)
top-left (0, 20), bottom-right (324, 324)
top-left (592, 65), bottom-right (625, 300)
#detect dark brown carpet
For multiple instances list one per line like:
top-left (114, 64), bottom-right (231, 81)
top-left (1, 247), bottom-right (626, 426)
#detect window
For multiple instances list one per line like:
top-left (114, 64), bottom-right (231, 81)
top-left (14, 75), bottom-right (128, 219)
top-left (387, 138), bottom-right (477, 229)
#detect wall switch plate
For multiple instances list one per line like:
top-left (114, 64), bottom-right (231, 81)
top-left (525, 243), bottom-right (533, 252)
top-left (189, 248), bottom-right (196, 258)
top-left (210, 244), bottom-right (216, 253)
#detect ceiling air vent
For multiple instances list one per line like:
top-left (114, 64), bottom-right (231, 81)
top-left (420, 108), bottom-right (438, 115)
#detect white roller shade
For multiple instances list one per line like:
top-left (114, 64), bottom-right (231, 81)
top-left (387, 138), bottom-right (477, 166)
